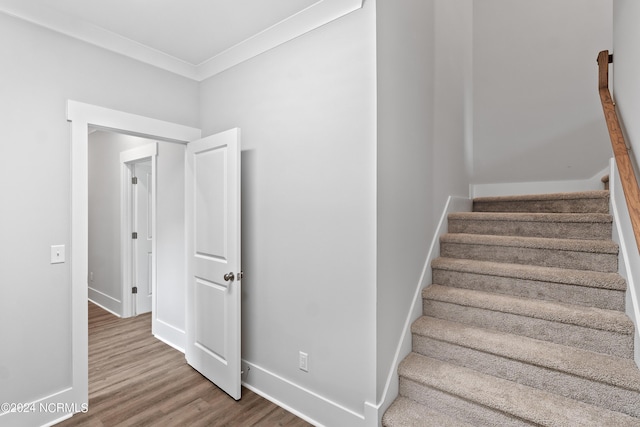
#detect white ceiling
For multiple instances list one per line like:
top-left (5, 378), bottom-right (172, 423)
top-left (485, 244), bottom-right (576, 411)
top-left (0, 0), bottom-right (363, 81)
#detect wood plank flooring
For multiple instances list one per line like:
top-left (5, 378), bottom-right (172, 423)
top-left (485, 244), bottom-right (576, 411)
top-left (57, 303), bottom-right (313, 427)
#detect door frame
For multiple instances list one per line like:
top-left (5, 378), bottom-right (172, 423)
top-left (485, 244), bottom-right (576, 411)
top-left (67, 100), bottom-right (201, 408)
top-left (121, 145), bottom-right (157, 318)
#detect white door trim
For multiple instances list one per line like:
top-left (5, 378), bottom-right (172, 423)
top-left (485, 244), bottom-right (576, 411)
top-left (67, 100), bottom-right (201, 409)
top-left (120, 144), bottom-right (157, 318)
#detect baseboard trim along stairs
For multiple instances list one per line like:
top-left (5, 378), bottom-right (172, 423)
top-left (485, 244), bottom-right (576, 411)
top-left (383, 190), bottom-right (640, 426)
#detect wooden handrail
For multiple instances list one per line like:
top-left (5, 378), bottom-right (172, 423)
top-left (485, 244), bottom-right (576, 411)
top-left (597, 50), bottom-right (640, 254)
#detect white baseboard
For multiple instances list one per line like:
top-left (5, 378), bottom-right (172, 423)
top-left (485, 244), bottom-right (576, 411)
top-left (88, 289), bottom-right (122, 317)
top-left (371, 196), bottom-right (472, 425)
top-left (0, 387), bottom-right (84, 427)
top-left (470, 167), bottom-right (609, 198)
top-left (609, 159), bottom-right (640, 368)
top-left (153, 318), bottom-right (185, 353)
top-left (242, 360), bottom-right (372, 427)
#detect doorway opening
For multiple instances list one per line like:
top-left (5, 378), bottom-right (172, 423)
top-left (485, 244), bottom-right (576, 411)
top-left (68, 100), bottom-right (201, 407)
top-left (88, 130), bottom-right (158, 319)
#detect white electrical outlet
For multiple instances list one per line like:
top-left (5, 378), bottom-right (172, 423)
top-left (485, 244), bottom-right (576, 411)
top-left (241, 364), bottom-right (251, 381)
top-left (299, 351), bottom-right (309, 372)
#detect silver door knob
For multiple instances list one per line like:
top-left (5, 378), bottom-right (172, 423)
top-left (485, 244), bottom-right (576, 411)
top-left (224, 272), bottom-right (235, 282)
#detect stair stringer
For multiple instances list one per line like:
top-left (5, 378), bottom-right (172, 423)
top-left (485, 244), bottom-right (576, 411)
top-left (374, 196), bottom-right (471, 426)
top-left (610, 158), bottom-right (640, 367)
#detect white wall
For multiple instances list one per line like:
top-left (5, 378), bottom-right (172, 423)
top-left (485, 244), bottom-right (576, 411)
top-left (432, 0), bottom-right (473, 225)
top-left (154, 140), bottom-right (187, 345)
top-left (612, 0), bottom-right (640, 368)
top-left (199, 3), bottom-right (377, 424)
top-left (88, 131), bottom-right (152, 313)
top-left (376, 0), bottom-right (435, 403)
top-left (613, 0), bottom-right (640, 172)
top-left (472, 0), bottom-right (613, 185)
top-left (0, 13), bottom-right (198, 425)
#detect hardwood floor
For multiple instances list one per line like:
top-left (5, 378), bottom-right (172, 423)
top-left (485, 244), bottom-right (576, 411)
top-left (57, 303), bottom-right (313, 427)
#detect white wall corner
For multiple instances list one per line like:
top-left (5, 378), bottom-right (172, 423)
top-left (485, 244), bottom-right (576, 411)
top-left (608, 158), bottom-right (640, 367)
top-left (373, 196), bottom-right (473, 424)
top-left (363, 400), bottom-right (381, 427)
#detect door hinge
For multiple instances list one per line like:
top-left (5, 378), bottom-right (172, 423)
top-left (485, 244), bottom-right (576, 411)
top-left (132, 286), bottom-right (138, 294)
top-left (132, 176), bottom-right (138, 185)
top-left (132, 232), bottom-right (138, 239)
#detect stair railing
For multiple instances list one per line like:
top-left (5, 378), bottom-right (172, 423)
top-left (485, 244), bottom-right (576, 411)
top-left (597, 50), bottom-right (640, 254)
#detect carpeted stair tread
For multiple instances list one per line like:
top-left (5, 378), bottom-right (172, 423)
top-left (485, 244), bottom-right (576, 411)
top-left (432, 257), bottom-right (626, 291)
top-left (473, 190), bottom-right (610, 213)
top-left (448, 212), bottom-right (612, 240)
top-left (382, 396), bottom-right (474, 427)
top-left (412, 316), bottom-right (640, 392)
top-left (399, 353), bottom-right (640, 426)
top-left (440, 233), bottom-right (618, 272)
top-left (431, 257), bottom-right (626, 310)
top-left (423, 284), bottom-right (633, 334)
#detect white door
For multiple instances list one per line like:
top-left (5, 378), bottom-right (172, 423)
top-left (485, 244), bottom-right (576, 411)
top-left (134, 161), bottom-right (153, 315)
top-left (185, 128), bottom-right (242, 400)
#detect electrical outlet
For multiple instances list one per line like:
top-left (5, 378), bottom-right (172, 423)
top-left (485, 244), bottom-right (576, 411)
top-left (299, 351), bottom-right (308, 372)
top-left (241, 363), bottom-right (251, 381)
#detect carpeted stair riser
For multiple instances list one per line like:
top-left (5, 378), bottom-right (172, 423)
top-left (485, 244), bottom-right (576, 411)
top-left (447, 212), bottom-right (612, 240)
top-left (398, 353), bottom-right (640, 427)
top-left (432, 259), bottom-right (626, 311)
top-left (472, 190), bottom-right (610, 214)
top-left (412, 329), bottom-right (640, 417)
top-left (382, 397), bottom-right (475, 427)
top-left (440, 233), bottom-right (618, 273)
top-left (399, 377), bottom-right (530, 427)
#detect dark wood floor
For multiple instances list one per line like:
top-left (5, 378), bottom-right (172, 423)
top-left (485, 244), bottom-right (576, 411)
top-left (58, 302), bottom-right (313, 427)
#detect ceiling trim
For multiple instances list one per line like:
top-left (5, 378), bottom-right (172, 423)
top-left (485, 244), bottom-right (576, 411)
top-left (195, 0), bottom-right (364, 80)
top-left (0, 0), bottom-right (363, 82)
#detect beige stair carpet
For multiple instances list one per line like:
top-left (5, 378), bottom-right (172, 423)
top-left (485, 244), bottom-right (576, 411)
top-left (383, 191), bottom-right (640, 426)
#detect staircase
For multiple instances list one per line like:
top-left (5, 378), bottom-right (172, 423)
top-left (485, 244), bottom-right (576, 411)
top-left (383, 190), bottom-right (640, 426)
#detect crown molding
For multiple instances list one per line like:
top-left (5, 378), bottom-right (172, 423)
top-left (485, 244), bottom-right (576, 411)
top-left (195, 0), bottom-right (364, 80)
top-left (0, 0), bottom-right (363, 82)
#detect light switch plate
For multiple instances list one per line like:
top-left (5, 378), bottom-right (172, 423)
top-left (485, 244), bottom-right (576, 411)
top-left (51, 245), bottom-right (65, 264)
